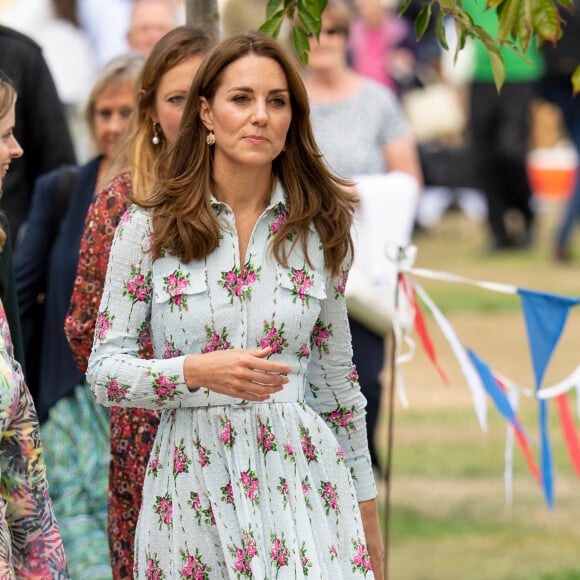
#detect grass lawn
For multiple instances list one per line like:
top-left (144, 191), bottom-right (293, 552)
top-left (375, 199), bottom-right (580, 579)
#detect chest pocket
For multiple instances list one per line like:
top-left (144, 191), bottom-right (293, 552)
top-left (153, 261), bottom-right (207, 314)
top-left (277, 264), bottom-right (327, 308)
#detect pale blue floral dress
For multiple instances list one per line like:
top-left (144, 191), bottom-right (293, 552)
top-left (87, 183), bottom-right (377, 579)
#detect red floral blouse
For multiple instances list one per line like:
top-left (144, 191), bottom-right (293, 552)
top-left (64, 171), bottom-right (158, 580)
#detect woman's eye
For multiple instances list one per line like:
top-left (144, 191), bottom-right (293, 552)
top-left (168, 95), bottom-right (185, 104)
top-left (232, 94), bottom-right (250, 103)
top-left (271, 98), bottom-right (287, 107)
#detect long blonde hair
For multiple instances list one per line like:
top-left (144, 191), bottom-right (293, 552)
top-left (0, 75), bottom-right (16, 123)
top-left (139, 32), bottom-right (357, 276)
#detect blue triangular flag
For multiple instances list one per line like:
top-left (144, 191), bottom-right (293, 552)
top-left (517, 289), bottom-right (580, 389)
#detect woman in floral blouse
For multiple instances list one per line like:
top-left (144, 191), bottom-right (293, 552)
top-left (0, 76), bottom-right (69, 578)
top-left (87, 32), bottom-right (384, 578)
top-left (65, 26), bottom-right (213, 579)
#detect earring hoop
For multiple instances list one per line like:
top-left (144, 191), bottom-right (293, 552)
top-left (206, 131), bottom-right (216, 146)
top-left (152, 122), bottom-right (161, 146)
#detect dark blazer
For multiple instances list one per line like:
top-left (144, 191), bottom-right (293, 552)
top-left (15, 156), bottom-right (101, 421)
top-left (0, 24), bottom-right (77, 243)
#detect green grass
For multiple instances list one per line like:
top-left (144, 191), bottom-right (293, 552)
top-left (376, 204), bottom-right (580, 579)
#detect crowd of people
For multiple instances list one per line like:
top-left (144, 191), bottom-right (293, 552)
top-left (0, 0), bottom-right (576, 578)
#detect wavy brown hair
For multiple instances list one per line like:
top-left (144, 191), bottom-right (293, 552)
top-left (139, 32), bottom-right (357, 276)
top-left (0, 75), bottom-right (16, 121)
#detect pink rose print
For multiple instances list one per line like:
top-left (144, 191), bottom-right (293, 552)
top-left (300, 543), bottom-right (312, 575)
top-left (138, 320), bottom-right (152, 350)
top-left (148, 445), bottom-right (162, 478)
top-left (240, 468), bottom-right (260, 505)
top-left (296, 342), bottom-right (310, 361)
top-left (301, 476), bottom-right (312, 510)
top-left (179, 548), bottom-right (212, 579)
top-left (283, 440), bottom-right (295, 463)
top-left (189, 492), bottom-right (216, 526)
top-left (270, 533), bottom-right (289, 570)
top-left (163, 267), bottom-right (191, 312)
top-left (219, 416), bottom-right (236, 449)
top-left (319, 481), bottom-right (340, 515)
top-left (257, 417), bottom-right (277, 455)
top-left (329, 544), bottom-right (338, 561)
top-left (153, 493), bottom-right (173, 529)
top-left (193, 438), bottom-right (211, 468)
top-left (348, 364), bottom-right (359, 387)
top-left (150, 371), bottom-right (181, 402)
top-left (123, 264), bottom-right (153, 305)
top-left (277, 477), bottom-right (289, 509)
top-left (257, 320), bottom-right (288, 354)
top-left (163, 338), bottom-right (183, 359)
top-left (227, 528), bottom-right (258, 578)
top-left (321, 404), bottom-right (357, 434)
top-left (173, 441), bottom-right (191, 481)
top-left (268, 200), bottom-right (292, 239)
top-left (220, 482), bottom-right (236, 509)
top-left (351, 539), bottom-right (372, 575)
top-left (334, 269), bottom-right (348, 298)
top-left (203, 326), bottom-right (232, 353)
top-left (310, 319), bottom-right (333, 354)
top-left (218, 262), bottom-right (261, 304)
top-left (106, 376), bottom-right (130, 403)
top-left (336, 445), bottom-right (347, 468)
top-left (95, 309), bottom-right (114, 342)
top-left (289, 266), bottom-right (314, 306)
top-left (144, 551), bottom-right (165, 580)
top-left (300, 426), bottom-right (318, 464)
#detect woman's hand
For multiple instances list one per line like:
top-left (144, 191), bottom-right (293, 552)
top-left (183, 347), bottom-right (291, 401)
top-left (359, 497), bottom-right (385, 580)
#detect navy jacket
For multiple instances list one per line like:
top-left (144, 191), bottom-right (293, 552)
top-left (15, 157), bottom-right (101, 421)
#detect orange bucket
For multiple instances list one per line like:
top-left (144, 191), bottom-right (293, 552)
top-left (527, 147), bottom-right (578, 201)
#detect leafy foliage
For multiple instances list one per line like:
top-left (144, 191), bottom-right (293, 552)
top-left (259, 0), bottom-right (579, 93)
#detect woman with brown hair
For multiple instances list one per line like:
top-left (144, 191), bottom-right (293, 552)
top-left (65, 25), bottom-right (213, 579)
top-left (88, 32), bottom-right (384, 578)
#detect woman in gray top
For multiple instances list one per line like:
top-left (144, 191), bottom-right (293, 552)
top-left (303, 0), bottom-right (423, 472)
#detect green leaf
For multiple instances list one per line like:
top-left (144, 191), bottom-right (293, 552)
top-left (415, 3), bottom-right (432, 41)
top-left (259, 9), bottom-right (285, 37)
top-left (266, 0), bottom-right (282, 19)
top-left (513, 0), bottom-right (532, 52)
top-left (572, 64), bottom-right (580, 97)
top-left (439, 0), bottom-right (456, 9)
top-left (298, 5), bottom-right (321, 37)
top-left (292, 25), bottom-right (311, 65)
top-left (497, 0), bottom-right (520, 42)
top-left (531, 0), bottom-right (560, 41)
top-left (435, 10), bottom-right (449, 50)
top-left (483, 41), bottom-right (506, 90)
top-left (555, 0), bottom-right (574, 10)
top-left (398, 0), bottom-right (413, 17)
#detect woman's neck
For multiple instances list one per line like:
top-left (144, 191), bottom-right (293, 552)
top-left (305, 67), bottom-right (361, 103)
top-left (213, 165), bottom-right (273, 214)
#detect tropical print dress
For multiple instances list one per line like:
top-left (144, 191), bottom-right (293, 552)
top-left (87, 183), bottom-right (377, 579)
top-left (0, 298), bottom-right (69, 578)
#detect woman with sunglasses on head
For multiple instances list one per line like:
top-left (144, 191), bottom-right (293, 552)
top-left (0, 74), bottom-right (69, 579)
top-left (302, 0), bottom-right (423, 476)
top-left (64, 26), bottom-right (214, 579)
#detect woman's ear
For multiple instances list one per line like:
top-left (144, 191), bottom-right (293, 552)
top-left (199, 97), bottom-right (213, 131)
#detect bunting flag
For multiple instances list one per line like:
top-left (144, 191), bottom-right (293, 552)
top-left (518, 289), bottom-right (580, 509)
top-left (388, 252), bottom-right (580, 508)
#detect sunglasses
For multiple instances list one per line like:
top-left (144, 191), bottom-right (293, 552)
top-left (308, 27), bottom-right (347, 38)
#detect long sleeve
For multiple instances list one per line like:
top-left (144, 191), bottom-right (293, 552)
top-left (86, 206), bottom-right (195, 410)
top-left (64, 172), bottom-right (142, 373)
top-left (305, 264), bottom-right (377, 502)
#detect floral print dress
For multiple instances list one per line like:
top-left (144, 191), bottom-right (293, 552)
top-left (87, 183), bottom-right (377, 579)
top-left (0, 299), bottom-right (69, 578)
